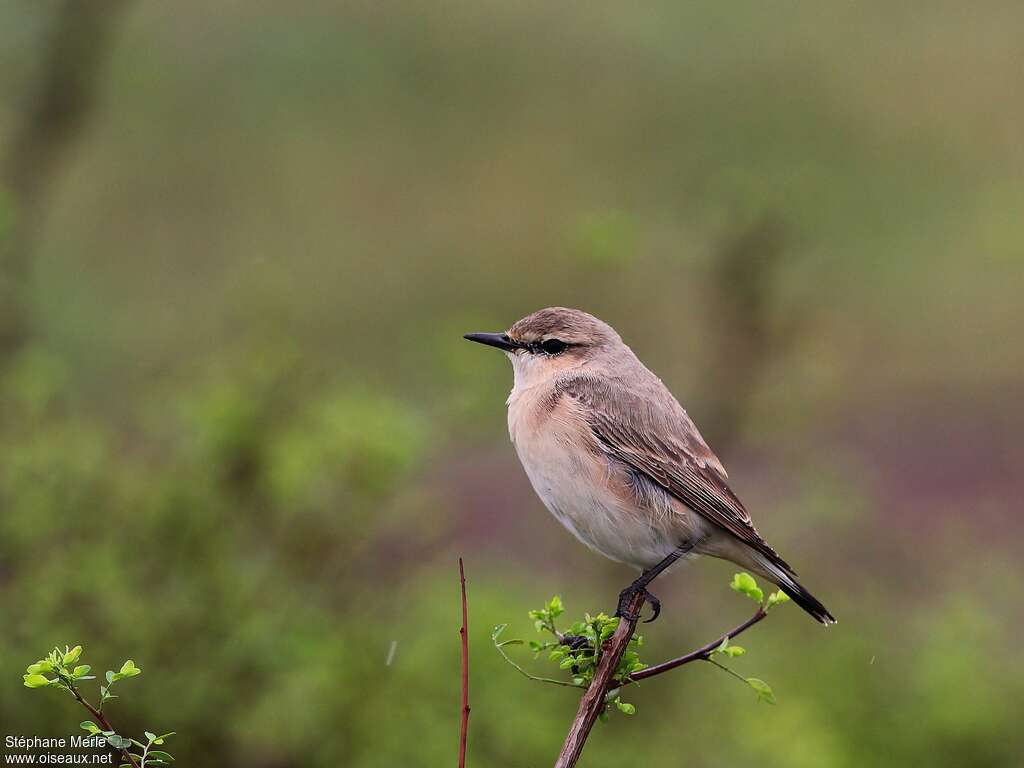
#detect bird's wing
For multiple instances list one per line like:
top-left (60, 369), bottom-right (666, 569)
top-left (557, 374), bottom-right (790, 570)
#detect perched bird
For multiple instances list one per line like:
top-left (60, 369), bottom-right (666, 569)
top-left (465, 307), bottom-right (835, 625)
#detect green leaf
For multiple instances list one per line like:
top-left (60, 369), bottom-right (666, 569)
top-left (63, 646), bottom-right (83, 666)
top-left (154, 733), bottom-right (175, 744)
top-left (80, 722), bottom-right (102, 735)
top-left (72, 665), bottom-right (91, 678)
top-left (746, 677), bottom-right (776, 704)
top-left (547, 596), bottom-right (564, 618)
top-left (614, 699), bottom-right (636, 715)
top-left (106, 671), bottom-right (116, 684)
top-left (23, 673), bottom-right (52, 688)
top-left (119, 660), bottom-right (141, 677)
top-left (767, 590), bottom-right (791, 609)
top-left (144, 732), bottom-right (157, 742)
top-left (26, 662), bottom-right (53, 674)
top-left (730, 572), bottom-right (764, 603)
top-left (721, 645), bottom-right (746, 657)
top-left (105, 735), bottom-right (131, 750)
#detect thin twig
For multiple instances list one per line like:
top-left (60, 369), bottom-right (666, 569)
top-left (706, 656), bottom-right (751, 685)
top-left (553, 589), bottom-right (646, 768)
top-left (69, 684), bottom-right (140, 768)
top-left (492, 636), bottom-right (581, 689)
top-left (625, 607), bottom-right (767, 684)
top-left (458, 558), bottom-right (470, 768)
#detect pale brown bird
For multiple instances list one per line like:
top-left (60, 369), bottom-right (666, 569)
top-left (465, 307), bottom-right (835, 624)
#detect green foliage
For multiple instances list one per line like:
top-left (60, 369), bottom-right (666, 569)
top-left (22, 646), bottom-right (96, 690)
top-left (613, 698), bottom-right (636, 715)
top-left (496, 601), bottom-right (647, 716)
top-left (730, 572), bottom-right (764, 604)
top-left (22, 645), bottom-right (174, 767)
top-left (729, 573), bottom-right (790, 616)
top-left (497, 573), bottom-right (787, 719)
top-left (266, 390), bottom-right (429, 502)
top-left (0, 343), bottom-right (432, 766)
top-left (745, 678), bottom-right (776, 705)
top-left (527, 594), bottom-right (565, 633)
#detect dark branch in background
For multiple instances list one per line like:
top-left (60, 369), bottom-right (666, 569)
top-left (0, 0), bottom-right (129, 363)
top-left (553, 589), bottom-right (646, 768)
top-left (458, 558), bottom-right (470, 768)
top-left (701, 215), bottom-right (796, 452)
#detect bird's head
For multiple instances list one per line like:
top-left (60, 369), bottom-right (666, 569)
top-left (464, 307), bottom-right (624, 388)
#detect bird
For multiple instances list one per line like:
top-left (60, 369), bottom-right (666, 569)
top-left (464, 307), bottom-right (835, 625)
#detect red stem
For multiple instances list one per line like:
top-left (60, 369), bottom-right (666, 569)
top-left (458, 558), bottom-right (470, 768)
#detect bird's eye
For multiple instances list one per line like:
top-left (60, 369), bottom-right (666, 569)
top-left (540, 338), bottom-right (568, 355)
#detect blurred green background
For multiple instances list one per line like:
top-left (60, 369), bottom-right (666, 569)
top-left (1, 1), bottom-right (1022, 766)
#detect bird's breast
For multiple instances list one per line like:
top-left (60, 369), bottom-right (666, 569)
top-left (506, 384), bottom-right (683, 568)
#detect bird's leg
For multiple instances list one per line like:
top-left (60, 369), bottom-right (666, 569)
top-left (615, 541), bottom-right (698, 623)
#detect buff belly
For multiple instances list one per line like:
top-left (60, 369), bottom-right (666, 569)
top-left (511, 419), bottom-right (705, 571)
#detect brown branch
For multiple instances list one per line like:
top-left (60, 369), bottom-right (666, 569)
top-left (554, 596), bottom-right (770, 767)
top-left (458, 557), bottom-right (470, 768)
top-left (553, 589), bottom-right (646, 768)
top-left (68, 685), bottom-right (140, 768)
top-left (626, 607), bottom-right (766, 684)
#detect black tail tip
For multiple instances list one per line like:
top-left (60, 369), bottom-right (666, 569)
top-left (780, 581), bottom-right (836, 626)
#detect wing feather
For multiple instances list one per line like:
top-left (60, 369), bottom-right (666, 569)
top-left (557, 374), bottom-right (790, 570)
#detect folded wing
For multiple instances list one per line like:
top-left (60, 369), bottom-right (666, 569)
top-left (557, 374), bottom-right (792, 571)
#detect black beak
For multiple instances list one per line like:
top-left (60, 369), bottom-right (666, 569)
top-left (463, 332), bottom-right (520, 352)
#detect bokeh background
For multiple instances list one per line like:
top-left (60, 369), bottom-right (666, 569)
top-left (2, 2), bottom-right (1022, 766)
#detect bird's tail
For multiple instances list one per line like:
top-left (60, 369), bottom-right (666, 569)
top-left (753, 555), bottom-right (836, 625)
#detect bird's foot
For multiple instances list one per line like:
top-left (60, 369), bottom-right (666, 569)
top-left (614, 583), bottom-right (661, 623)
top-left (560, 634), bottom-right (591, 651)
